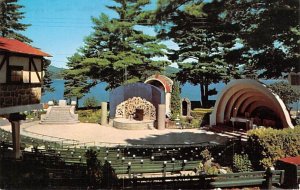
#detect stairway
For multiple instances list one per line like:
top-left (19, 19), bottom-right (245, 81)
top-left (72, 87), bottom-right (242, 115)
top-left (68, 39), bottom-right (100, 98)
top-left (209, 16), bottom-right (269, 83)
top-left (40, 106), bottom-right (79, 124)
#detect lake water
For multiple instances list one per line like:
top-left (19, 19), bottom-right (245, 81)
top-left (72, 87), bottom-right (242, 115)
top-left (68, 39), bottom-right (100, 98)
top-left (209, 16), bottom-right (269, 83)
top-left (42, 79), bottom-right (298, 110)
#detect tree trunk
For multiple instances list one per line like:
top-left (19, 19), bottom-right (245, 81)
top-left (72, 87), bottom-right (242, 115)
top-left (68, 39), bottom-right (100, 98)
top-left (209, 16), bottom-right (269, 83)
top-left (200, 81), bottom-right (209, 108)
top-left (204, 82), bottom-right (209, 108)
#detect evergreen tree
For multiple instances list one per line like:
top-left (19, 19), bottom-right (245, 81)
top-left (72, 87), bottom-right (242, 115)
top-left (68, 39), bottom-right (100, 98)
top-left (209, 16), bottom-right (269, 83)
top-left (268, 81), bottom-right (300, 112)
top-left (170, 80), bottom-right (181, 117)
top-left (224, 0), bottom-right (300, 78)
top-left (155, 0), bottom-right (239, 108)
top-left (0, 0), bottom-right (32, 43)
top-left (42, 59), bottom-right (54, 94)
top-left (78, 0), bottom-right (170, 90)
top-left (63, 53), bottom-right (95, 105)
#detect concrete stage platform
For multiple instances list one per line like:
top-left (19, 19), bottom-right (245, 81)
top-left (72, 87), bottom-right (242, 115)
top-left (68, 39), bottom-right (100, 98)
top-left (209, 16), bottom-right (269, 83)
top-left (113, 118), bottom-right (155, 130)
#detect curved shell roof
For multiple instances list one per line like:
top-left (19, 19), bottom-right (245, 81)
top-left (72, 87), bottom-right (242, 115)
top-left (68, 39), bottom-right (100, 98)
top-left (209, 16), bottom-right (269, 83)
top-left (210, 79), bottom-right (294, 128)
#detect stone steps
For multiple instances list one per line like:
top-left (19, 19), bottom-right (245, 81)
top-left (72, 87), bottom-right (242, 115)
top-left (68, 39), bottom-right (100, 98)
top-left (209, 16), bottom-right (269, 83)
top-left (40, 106), bottom-right (79, 125)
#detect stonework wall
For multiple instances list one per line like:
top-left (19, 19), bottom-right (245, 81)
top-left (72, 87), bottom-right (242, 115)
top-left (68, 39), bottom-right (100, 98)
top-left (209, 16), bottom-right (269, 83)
top-left (0, 84), bottom-right (41, 108)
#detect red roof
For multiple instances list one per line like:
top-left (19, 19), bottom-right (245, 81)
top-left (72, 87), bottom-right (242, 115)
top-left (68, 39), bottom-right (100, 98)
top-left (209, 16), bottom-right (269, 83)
top-left (278, 156), bottom-right (300, 165)
top-left (0, 37), bottom-right (51, 57)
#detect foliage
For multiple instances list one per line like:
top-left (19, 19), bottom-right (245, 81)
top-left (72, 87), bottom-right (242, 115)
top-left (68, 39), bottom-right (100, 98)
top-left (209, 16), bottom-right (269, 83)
top-left (69, 0), bottom-right (170, 92)
top-left (83, 96), bottom-right (99, 108)
top-left (190, 108), bottom-right (212, 127)
top-left (64, 53), bottom-right (94, 101)
top-left (0, 0), bottom-right (32, 43)
top-left (85, 149), bottom-right (102, 189)
top-left (170, 80), bottom-right (181, 118)
top-left (42, 59), bottom-right (54, 94)
top-left (268, 81), bottom-right (300, 111)
top-left (77, 109), bottom-right (101, 123)
top-left (200, 148), bottom-right (212, 162)
top-left (224, 0), bottom-right (300, 78)
top-left (155, 0), bottom-right (240, 108)
top-left (179, 116), bottom-right (200, 128)
top-left (232, 153), bottom-right (253, 172)
top-left (246, 126), bottom-right (300, 169)
top-left (190, 108), bottom-right (213, 119)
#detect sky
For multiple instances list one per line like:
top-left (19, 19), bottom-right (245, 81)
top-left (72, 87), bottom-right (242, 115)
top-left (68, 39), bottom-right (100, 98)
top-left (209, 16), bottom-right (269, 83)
top-left (19, 0), bottom-right (179, 68)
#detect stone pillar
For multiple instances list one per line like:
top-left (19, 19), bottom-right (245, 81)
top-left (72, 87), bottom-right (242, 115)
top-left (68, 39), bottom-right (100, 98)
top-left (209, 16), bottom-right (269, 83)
top-left (101, 102), bottom-right (108, 126)
top-left (157, 104), bottom-right (166, 130)
top-left (165, 92), bottom-right (171, 115)
top-left (11, 120), bottom-right (21, 159)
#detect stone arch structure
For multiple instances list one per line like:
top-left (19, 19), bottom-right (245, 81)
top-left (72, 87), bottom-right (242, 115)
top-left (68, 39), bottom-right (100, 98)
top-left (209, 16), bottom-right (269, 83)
top-left (181, 98), bottom-right (191, 117)
top-left (115, 97), bottom-right (156, 120)
top-left (109, 82), bottom-right (165, 119)
top-left (210, 79), bottom-right (294, 129)
top-left (145, 74), bottom-right (173, 115)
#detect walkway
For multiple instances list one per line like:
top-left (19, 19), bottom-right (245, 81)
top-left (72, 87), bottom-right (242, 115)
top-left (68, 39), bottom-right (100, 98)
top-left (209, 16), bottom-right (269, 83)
top-left (0, 120), bottom-right (232, 146)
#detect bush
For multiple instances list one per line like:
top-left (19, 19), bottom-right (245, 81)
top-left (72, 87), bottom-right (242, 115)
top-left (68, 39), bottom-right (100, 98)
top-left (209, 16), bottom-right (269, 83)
top-left (233, 153), bottom-right (253, 172)
top-left (190, 109), bottom-right (212, 127)
top-left (246, 126), bottom-right (300, 169)
top-left (77, 109), bottom-right (102, 123)
top-left (83, 97), bottom-right (99, 108)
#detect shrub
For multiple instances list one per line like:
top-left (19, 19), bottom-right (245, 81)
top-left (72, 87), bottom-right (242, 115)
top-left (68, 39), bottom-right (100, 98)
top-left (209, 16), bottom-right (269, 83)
top-left (233, 153), bottom-right (253, 172)
top-left (77, 109), bottom-right (102, 123)
top-left (83, 97), bottom-right (99, 108)
top-left (246, 126), bottom-right (300, 169)
top-left (200, 148), bottom-right (212, 162)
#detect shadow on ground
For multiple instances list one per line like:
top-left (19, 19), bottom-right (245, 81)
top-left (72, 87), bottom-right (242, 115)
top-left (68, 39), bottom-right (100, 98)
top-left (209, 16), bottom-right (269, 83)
top-left (125, 131), bottom-right (230, 145)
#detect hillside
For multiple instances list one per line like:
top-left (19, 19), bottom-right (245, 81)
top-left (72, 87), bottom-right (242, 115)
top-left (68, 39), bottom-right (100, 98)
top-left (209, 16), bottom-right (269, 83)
top-left (47, 65), bottom-right (179, 80)
top-left (48, 65), bottom-right (65, 79)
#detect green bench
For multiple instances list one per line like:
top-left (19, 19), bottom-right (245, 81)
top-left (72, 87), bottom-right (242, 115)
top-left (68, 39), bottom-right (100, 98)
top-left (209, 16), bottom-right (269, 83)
top-left (206, 169), bottom-right (285, 189)
top-left (117, 169), bottom-right (285, 189)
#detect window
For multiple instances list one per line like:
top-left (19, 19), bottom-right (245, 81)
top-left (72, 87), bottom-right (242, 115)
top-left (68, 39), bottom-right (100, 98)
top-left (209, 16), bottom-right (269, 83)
top-left (8, 66), bottom-right (23, 83)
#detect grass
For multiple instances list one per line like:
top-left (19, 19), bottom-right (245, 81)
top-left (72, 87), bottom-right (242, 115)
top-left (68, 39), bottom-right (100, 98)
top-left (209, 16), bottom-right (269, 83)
top-left (77, 109), bottom-right (102, 123)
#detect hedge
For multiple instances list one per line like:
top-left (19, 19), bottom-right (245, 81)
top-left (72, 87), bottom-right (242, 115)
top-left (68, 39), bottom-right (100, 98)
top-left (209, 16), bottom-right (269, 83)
top-left (190, 108), bottom-right (213, 127)
top-left (246, 126), bottom-right (300, 169)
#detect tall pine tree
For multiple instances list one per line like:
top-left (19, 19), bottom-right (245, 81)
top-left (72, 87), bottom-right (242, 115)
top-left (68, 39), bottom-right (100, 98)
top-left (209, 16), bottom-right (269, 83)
top-left (63, 53), bottom-right (95, 105)
top-left (78, 0), bottom-right (170, 90)
top-left (155, 0), bottom-right (239, 108)
top-left (224, 0), bottom-right (299, 78)
top-left (0, 0), bottom-right (31, 43)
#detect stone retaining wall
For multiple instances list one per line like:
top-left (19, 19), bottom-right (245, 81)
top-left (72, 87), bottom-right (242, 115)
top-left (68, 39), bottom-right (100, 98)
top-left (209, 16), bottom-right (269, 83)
top-left (0, 84), bottom-right (41, 108)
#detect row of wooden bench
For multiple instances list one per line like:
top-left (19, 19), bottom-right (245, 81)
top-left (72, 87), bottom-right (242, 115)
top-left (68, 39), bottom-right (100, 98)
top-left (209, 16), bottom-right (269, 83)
top-left (117, 169), bottom-right (285, 189)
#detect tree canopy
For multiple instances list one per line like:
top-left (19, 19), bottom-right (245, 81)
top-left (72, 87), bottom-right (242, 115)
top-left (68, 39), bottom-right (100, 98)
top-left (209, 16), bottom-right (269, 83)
top-left (66, 0), bottom-right (170, 92)
top-left (268, 81), bottom-right (300, 111)
top-left (154, 0), bottom-right (240, 107)
top-left (0, 0), bottom-right (31, 43)
top-left (223, 0), bottom-right (300, 78)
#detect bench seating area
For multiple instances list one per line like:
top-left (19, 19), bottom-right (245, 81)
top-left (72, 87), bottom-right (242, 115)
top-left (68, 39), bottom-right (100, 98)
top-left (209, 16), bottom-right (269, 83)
top-left (118, 169), bottom-right (285, 189)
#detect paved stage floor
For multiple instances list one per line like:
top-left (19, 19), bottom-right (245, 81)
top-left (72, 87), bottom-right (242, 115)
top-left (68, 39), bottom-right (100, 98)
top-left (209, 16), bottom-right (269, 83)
top-left (0, 119), bottom-right (230, 146)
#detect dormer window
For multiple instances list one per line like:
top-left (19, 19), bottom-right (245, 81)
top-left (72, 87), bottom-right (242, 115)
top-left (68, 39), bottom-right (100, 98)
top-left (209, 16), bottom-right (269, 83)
top-left (8, 66), bottom-right (23, 83)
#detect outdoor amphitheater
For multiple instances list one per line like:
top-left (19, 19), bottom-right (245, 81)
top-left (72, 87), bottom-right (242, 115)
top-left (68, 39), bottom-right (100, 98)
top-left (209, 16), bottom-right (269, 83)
top-left (0, 118), bottom-right (294, 189)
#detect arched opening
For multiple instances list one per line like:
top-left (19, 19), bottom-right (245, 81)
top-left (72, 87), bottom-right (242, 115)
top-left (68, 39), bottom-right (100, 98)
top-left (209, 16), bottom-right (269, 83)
top-left (251, 107), bottom-right (282, 129)
top-left (210, 79), bottom-right (294, 129)
top-left (182, 101), bottom-right (188, 116)
top-left (147, 80), bottom-right (165, 92)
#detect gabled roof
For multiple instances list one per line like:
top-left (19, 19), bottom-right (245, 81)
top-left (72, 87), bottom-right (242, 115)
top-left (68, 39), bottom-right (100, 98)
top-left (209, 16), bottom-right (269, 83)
top-left (0, 37), bottom-right (51, 57)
